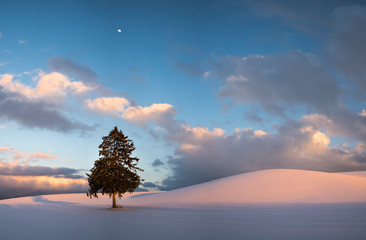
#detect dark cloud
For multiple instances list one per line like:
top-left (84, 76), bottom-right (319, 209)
top-left (326, 5), bottom-right (366, 91)
top-left (141, 182), bottom-right (157, 188)
top-left (216, 51), bottom-right (341, 116)
top-left (247, 0), bottom-right (362, 35)
top-left (134, 187), bottom-right (149, 192)
top-left (245, 108), bottom-right (264, 123)
top-left (152, 159), bottom-right (164, 167)
top-left (0, 163), bottom-right (84, 179)
top-left (0, 86), bottom-right (94, 132)
top-left (48, 57), bottom-right (98, 83)
top-left (208, 50), bottom-right (366, 142)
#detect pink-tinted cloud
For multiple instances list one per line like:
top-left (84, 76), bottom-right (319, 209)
top-left (0, 146), bottom-right (86, 199)
top-left (0, 72), bottom-right (93, 103)
top-left (0, 147), bottom-right (57, 163)
top-left (0, 175), bottom-right (87, 199)
top-left (85, 97), bottom-right (129, 115)
top-left (86, 96), bottom-right (176, 127)
top-left (122, 103), bottom-right (176, 127)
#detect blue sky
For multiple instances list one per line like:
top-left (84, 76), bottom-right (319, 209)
top-left (1, 0), bottom-right (366, 198)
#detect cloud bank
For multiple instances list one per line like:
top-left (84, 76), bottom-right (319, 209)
top-left (160, 118), bottom-right (366, 190)
top-left (0, 147), bottom-right (87, 199)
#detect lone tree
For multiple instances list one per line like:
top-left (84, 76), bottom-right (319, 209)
top-left (87, 126), bottom-right (143, 208)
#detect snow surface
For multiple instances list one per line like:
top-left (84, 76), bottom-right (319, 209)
top-left (1, 169), bottom-right (366, 240)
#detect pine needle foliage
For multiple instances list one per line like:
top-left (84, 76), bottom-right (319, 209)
top-left (86, 126), bottom-right (143, 203)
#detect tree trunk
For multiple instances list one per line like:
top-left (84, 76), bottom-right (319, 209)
top-left (112, 192), bottom-right (117, 208)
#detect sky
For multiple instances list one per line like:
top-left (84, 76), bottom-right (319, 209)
top-left (1, 0), bottom-right (366, 199)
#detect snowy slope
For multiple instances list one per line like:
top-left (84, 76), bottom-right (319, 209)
top-left (1, 169), bottom-right (366, 240)
top-left (120, 169), bottom-right (366, 206)
top-left (2, 169), bottom-right (366, 207)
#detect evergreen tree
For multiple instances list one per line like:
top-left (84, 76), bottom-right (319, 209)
top-left (86, 126), bottom-right (143, 208)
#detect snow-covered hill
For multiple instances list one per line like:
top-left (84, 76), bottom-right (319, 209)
top-left (3, 169), bottom-right (366, 208)
top-left (122, 169), bottom-right (366, 206)
top-left (1, 169), bottom-right (366, 240)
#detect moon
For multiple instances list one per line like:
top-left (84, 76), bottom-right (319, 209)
top-left (117, 29), bottom-right (122, 33)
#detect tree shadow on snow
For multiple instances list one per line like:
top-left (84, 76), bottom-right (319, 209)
top-left (31, 196), bottom-right (79, 206)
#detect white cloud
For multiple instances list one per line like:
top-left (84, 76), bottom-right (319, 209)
top-left (17, 40), bottom-right (26, 44)
top-left (122, 103), bottom-right (176, 127)
top-left (85, 97), bottom-right (176, 127)
top-left (300, 126), bottom-right (330, 147)
top-left (0, 72), bottom-right (93, 103)
top-left (85, 97), bottom-right (129, 115)
top-left (179, 125), bottom-right (225, 143)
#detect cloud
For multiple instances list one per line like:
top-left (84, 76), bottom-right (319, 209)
top-left (140, 182), bottom-right (157, 188)
top-left (0, 73), bottom-right (93, 103)
top-left (359, 110), bottom-right (366, 117)
top-left (0, 146), bottom-right (87, 199)
top-left (326, 5), bottom-right (366, 91)
top-left (0, 72), bottom-right (95, 132)
top-left (160, 118), bottom-right (366, 190)
top-left (122, 103), bottom-right (176, 127)
top-left (48, 57), bottom-right (98, 83)
top-left (246, 0), bottom-right (335, 34)
top-left (0, 147), bottom-right (57, 163)
top-left (0, 175), bottom-right (87, 199)
top-left (85, 97), bottom-right (129, 115)
top-left (17, 40), bottom-right (26, 44)
top-left (205, 48), bottom-right (366, 142)
top-left (0, 162), bottom-right (83, 178)
top-left (215, 51), bottom-right (340, 116)
top-left (167, 125), bottom-right (225, 144)
top-left (0, 86), bottom-right (94, 132)
top-left (134, 187), bottom-right (149, 192)
top-left (152, 159), bottom-right (164, 167)
top-left (86, 96), bottom-right (177, 127)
